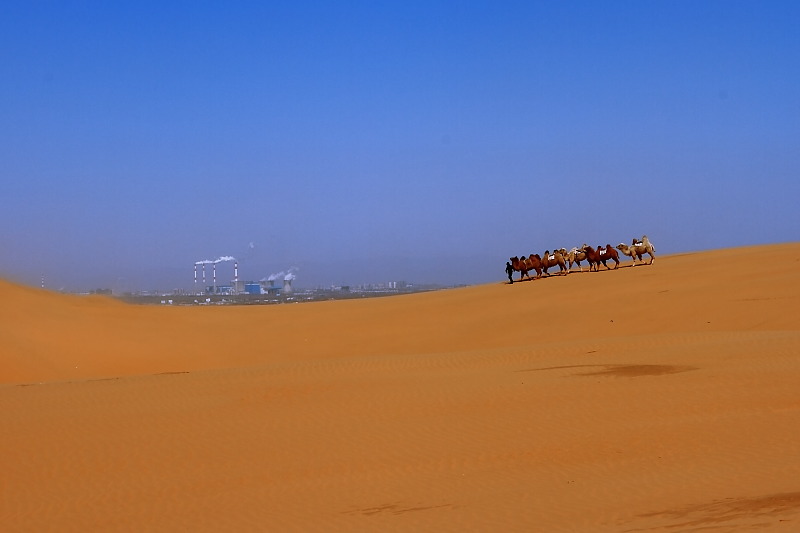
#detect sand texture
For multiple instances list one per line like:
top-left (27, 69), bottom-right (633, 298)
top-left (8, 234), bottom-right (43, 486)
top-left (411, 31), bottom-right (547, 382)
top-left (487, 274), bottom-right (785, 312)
top-left (2, 243), bottom-right (799, 532)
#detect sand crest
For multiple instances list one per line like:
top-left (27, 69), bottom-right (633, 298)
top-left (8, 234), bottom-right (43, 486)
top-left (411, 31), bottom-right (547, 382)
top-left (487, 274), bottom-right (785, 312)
top-left (1, 243), bottom-right (799, 531)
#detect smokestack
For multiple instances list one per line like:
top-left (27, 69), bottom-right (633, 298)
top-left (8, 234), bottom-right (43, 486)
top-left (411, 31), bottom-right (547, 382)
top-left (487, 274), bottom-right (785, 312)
top-left (234, 261), bottom-right (238, 284)
top-left (213, 263), bottom-right (217, 294)
top-left (194, 264), bottom-right (197, 290)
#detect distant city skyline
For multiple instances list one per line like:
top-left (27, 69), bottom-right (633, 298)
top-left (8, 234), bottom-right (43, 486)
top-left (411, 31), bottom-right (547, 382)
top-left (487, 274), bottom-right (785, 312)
top-left (2, 3), bottom-right (798, 292)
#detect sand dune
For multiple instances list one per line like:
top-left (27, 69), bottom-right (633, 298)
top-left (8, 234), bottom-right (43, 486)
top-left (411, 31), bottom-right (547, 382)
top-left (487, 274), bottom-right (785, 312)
top-left (2, 243), bottom-right (799, 531)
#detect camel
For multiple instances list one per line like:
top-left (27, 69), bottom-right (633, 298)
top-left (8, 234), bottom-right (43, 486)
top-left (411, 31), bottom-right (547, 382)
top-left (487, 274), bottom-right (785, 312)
top-left (509, 254), bottom-right (543, 282)
top-left (560, 247), bottom-right (589, 272)
top-left (616, 235), bottom-right (656, 265)
top-left (509, 255), bottom-right (531, 282)
top-left (580, 244), bottom-right (620, 271)
top-left (541, 250), bottom-right (568, 276)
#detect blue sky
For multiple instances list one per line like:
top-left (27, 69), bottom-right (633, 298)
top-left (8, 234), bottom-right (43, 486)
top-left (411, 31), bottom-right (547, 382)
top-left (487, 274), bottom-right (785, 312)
top-left (1, 2), bottom-right (798, 291)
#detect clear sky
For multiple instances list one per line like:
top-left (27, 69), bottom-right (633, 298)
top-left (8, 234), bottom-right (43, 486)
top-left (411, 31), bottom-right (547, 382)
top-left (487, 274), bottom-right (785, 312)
top-left (1, 2), bottom-right (798, 292)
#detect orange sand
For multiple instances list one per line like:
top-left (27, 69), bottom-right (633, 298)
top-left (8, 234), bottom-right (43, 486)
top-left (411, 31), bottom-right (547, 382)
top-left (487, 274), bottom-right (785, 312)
top-left (1, 243), bottom-right (799, 531)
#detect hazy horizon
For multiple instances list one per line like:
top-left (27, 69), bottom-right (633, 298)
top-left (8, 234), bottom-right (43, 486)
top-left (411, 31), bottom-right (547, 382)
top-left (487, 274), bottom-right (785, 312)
top-left (2, 3), bottom-right (798, 292)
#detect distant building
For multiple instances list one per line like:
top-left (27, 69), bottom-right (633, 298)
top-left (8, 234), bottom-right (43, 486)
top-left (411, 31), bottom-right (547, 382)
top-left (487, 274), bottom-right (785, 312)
top-left (206, 285), bottom-right (233, 295)
top-left (244, 283), bottom-right (262, 295)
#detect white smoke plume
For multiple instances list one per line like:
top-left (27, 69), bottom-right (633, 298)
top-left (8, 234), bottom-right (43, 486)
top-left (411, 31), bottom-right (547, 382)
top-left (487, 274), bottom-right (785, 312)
top-left (263, 267), bottom-right (298, 282)
top-left (265, 271), bottom-right (284, 282)
top-left (195, 256), bottom-right (236, 266)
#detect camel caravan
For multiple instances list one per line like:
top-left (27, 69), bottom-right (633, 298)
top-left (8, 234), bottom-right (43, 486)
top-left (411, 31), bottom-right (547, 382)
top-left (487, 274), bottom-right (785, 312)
top-left (507, 235), bottom-right (655, 283)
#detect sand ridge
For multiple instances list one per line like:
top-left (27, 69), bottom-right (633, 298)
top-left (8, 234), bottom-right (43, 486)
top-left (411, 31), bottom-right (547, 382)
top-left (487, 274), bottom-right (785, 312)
top-left (1, 242), bottom-right (799, 531)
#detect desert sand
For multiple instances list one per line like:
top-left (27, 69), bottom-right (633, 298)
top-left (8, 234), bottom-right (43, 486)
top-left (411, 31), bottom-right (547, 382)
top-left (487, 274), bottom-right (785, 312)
top-left (1, 242), bottom-right (799, 532)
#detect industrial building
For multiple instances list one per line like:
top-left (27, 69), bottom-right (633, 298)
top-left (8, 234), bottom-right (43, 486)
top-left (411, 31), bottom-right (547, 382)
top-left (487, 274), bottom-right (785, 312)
top-left (193, 256), bottom-right (295, 296)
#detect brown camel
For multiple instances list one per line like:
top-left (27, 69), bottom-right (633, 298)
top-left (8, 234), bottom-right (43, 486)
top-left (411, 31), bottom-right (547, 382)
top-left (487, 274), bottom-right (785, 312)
top-left (541, 250), bottom-right (568, 276)
top-left (580, 244), bottom-right (620, 271)
top-left (509, 254), bottom-right (543, 282)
